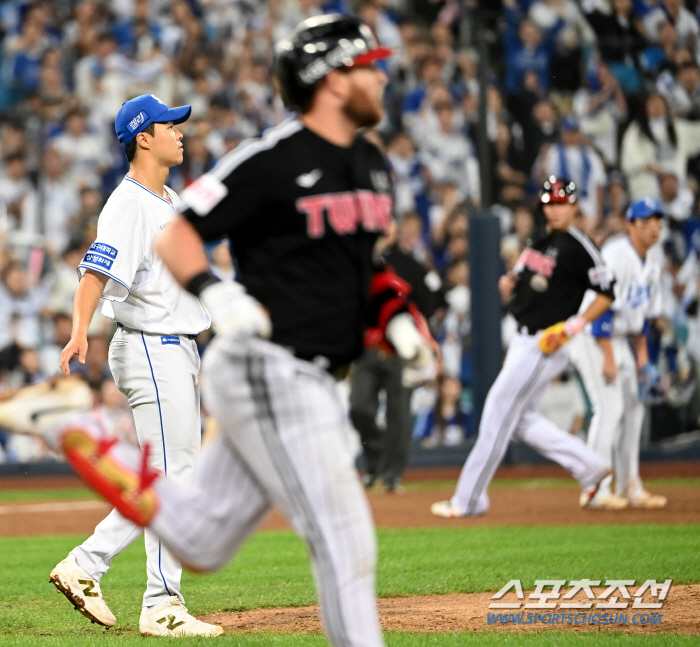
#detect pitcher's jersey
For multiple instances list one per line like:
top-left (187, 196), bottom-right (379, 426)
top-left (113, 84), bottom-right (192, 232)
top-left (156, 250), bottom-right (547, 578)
top-left (602, 236), bottom-right (663, 337)
top-left (179, 118), bottom-right (393, 365)
top-left (78, 176), bottom-right (211, 335)
top-left (510, 226), bottom-right (615, 331)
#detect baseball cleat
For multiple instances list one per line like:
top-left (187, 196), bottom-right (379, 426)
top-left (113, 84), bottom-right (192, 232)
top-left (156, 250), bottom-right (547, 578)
top-left (579, 468), bottom-right (614, 508)
top-left (585, 492), bottom-right (629, 510)
top-left (627, 490), bottom-right (667, 509)
top-left (431, 500), bottom-right (467, 518)
top-left (62, 427), bottom-right (160, 527)
top-left (0, 376), bottom-right (92, 439)
top-left (49, 555), bottom-right (116, 627)
top-left (139, 597), bottom-right (224, 637)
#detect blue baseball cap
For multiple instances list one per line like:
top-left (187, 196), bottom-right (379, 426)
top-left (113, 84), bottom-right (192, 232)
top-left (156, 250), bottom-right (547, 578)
top-left (626, 198), bottom-right (665, 221)
top-left (115, 94), bottom-right (191, 145)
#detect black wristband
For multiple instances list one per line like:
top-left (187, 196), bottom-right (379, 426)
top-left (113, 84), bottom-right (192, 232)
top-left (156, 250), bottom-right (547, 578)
top-left (186, 271), bottom-right (221, 296)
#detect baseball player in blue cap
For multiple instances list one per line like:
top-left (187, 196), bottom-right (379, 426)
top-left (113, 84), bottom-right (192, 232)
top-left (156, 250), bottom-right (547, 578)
top-left (51, 95), bottom-right (222, 636)
top-left (569, 197), bottom-right (668, 509)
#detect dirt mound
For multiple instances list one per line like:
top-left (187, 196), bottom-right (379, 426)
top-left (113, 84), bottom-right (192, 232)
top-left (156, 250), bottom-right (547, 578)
top-left (200, 584), bottom-right (700, 636)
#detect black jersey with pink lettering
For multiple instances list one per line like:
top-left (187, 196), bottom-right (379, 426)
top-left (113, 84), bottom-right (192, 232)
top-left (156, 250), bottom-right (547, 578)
top-left (179, 118), bottom-right (393, 365)
top-left (509, 226), bottom-right (615, 332)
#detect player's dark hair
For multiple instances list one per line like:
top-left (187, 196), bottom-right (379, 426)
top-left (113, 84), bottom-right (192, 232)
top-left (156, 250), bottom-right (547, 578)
top-left (124, 123), bottom-right (156, 162)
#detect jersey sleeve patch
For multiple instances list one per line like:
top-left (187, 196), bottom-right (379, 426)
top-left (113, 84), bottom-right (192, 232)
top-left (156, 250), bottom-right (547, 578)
top-left (180, 173), bottom-right (229, 217)
top-left (89, 242), bottom-right (118, 258)
top-left (82, 251), bottom-right (114, 270)
top-left (588, 265), bottom-right (614, 291)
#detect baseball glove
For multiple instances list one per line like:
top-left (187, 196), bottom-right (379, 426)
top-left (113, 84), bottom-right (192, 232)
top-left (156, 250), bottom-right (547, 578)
top-left (538, 315), bottom-right (586, 355)
top-left (638, 363), bottom-right (666, 404)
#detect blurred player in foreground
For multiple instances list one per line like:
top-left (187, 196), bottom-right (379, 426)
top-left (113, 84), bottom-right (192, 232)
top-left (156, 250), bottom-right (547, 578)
top-left (49, 14), bottom-right (436, 647)
top-left (569, 198), bottom-right (668, 509)
top-left (432, 177), bottom-right (615, 518)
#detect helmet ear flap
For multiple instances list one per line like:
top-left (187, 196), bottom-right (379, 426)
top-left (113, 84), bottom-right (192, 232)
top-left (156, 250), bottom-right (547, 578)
top-left (274, 55), bottom-right (316, 112)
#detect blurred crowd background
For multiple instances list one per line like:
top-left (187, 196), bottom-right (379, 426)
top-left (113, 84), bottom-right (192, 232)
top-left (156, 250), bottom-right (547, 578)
top-left (1, 0), bottom-right (700, 464)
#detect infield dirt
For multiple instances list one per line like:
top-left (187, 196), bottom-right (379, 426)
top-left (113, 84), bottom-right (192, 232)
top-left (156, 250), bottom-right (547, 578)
top-left (1, 463), bottom-right (698, 636)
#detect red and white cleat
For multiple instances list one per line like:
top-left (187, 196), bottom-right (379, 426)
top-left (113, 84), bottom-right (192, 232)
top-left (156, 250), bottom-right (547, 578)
top-left (62, 427), bottom-right (161, 527)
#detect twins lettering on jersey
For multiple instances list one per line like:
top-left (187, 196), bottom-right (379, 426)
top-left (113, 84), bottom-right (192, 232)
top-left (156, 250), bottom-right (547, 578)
top-left (82, 243), bottom-right (119, 271)
top-left (514, 248), bottom-right (556, 278)
top-left (297, 191), bottom-right (392, 238)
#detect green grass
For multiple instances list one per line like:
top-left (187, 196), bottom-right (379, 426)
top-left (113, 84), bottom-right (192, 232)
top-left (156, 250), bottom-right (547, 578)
top-left (1, 478), bottom-right (697, 502)
top-left (0, 524), bottom-right (697, 643)
top-left (0, 488), bottom-right (98, 504)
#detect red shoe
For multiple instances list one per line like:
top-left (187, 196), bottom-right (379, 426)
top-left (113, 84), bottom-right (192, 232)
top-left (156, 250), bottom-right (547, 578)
top-left (62, 427), bottom-right (160, 527)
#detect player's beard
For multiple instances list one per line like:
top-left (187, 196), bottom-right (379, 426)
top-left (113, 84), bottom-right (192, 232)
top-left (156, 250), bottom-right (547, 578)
top-left (343, 85), bottom-right (383, 128)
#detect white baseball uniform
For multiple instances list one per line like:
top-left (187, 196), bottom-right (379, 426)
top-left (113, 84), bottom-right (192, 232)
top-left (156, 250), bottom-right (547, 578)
top-left (70, 175), bottom-right (210, 608)
top-left (569, 236), bottom-right (662, 500)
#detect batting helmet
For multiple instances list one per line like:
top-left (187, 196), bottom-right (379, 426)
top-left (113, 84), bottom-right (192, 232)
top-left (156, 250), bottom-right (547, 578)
top-left (540, 176), bottom-right (578, 204)
top-left (273, 14), bottom-right (392, 112)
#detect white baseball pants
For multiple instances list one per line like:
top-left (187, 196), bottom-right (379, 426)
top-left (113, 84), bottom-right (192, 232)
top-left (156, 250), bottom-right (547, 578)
top-left (452, 332), bottom-right (607, 515)
top-left (569, 333), bottom-right (646, 499)
top-left (71, 326), bottom-right (201, 607)
top-left (148, 337), bottom-right (384, 647)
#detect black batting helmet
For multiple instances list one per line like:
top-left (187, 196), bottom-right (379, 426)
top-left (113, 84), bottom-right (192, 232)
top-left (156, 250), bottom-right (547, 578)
top-left (540, 175), bottom-right (578, 204)
top-left (273, 14), bottom-right (392, 112)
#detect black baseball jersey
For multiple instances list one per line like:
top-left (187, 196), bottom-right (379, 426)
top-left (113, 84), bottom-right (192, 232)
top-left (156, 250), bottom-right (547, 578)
top-left (509, 226), bottom-right (615, 332)
top-left (180, 118), bottom-right (393, 365)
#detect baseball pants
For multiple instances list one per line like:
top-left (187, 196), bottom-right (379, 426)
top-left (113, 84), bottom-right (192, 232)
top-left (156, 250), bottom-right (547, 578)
top-left (451, 332), bottom-right (607, 515)
top-left (147, 336), bottom-right (384, 647)
top-left (569, 333), bottom-right (646, 499)
top-left (71, 326), bottom-right (201, 607)
top-left (349, 349), bottom-right (412, 482)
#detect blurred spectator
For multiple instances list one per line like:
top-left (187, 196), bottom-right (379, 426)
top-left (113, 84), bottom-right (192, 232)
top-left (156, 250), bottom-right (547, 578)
top-left (573, 61), bottom-right (628, 166)
top-left (0, 152), bottom-right (38, 235)
top-left (420, 100), bottom-right (480, 208)
top-left (660, 61), bottom-right (700, 119)
top-left (585, 0), bottom-right (646, 93)
top-left (528, 0), bottom-right (596, 92)
top-left (643, 0), bottom-right (700, 56)
top-left (49, 107), bottom-right (112, 189)
top-left (414, 374), bottom-right (471, 448)
top-left (0, 261), bottom-right (47, 365)
top-left (539, 116), bottom-right (607, 228)
top-left (502, 0), bottom-right (564, 97)
top-left (387, 131), bottom-right (429, 220)
top-left (621, 92), bottom-right (700, 200)
top-left (491, 120), bottom-right (529, 200)
top-left (522, 98), bottom-right (559, 175)
top-left (38, 146), bottom-right (80, 254)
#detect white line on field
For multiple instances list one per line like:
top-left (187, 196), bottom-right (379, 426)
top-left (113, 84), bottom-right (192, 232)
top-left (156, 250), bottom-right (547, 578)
top-left (0, 500), bottom-right (108, 514)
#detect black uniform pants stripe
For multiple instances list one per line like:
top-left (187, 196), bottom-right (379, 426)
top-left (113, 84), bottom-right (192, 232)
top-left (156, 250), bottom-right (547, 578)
top-left (246, 354), bottom-right (350, 647)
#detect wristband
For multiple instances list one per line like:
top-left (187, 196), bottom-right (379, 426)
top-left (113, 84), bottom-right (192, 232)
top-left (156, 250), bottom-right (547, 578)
top-left (186, 271), bottom-right (221, 296)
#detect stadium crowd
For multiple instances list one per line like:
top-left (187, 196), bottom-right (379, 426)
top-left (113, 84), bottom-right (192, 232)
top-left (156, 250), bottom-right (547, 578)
top-left (0, 0), bottom-right (699, 462)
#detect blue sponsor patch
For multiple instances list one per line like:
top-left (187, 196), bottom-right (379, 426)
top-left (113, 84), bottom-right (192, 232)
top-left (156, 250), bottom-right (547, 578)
top-left (161, 336), bottom-right (180, 345)
top-left (83, 252), bottom-right (114, 270)
top-left (127, 110), bottom-right (149, 133)
top-left (89, 242), bottom-right (118, 258)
